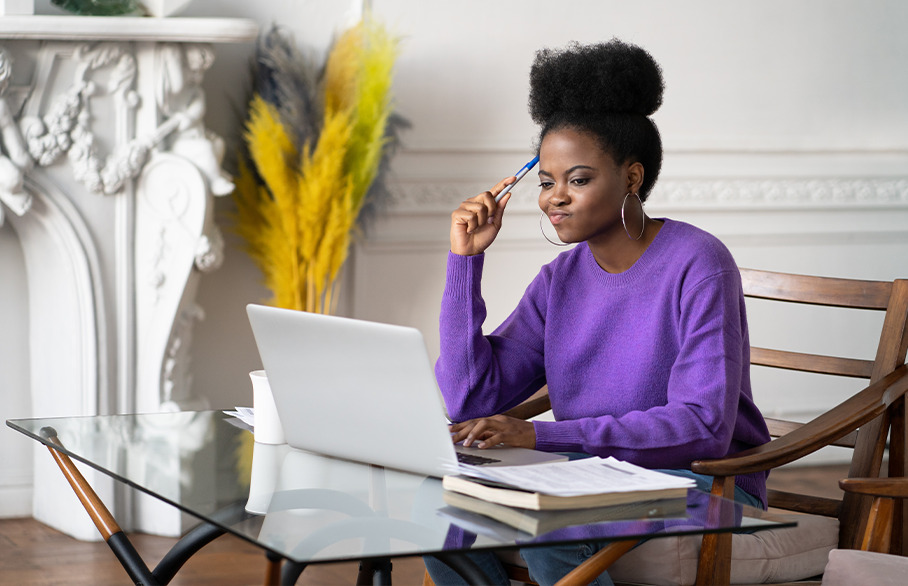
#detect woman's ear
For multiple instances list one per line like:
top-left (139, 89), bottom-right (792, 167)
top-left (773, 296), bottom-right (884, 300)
top-left (626, 161), bottom-right (645, 195)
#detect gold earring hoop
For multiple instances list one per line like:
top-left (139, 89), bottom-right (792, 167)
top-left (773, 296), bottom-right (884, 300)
top-left (621, 192), bottom-right (646, 241)
top-left (539, 212), bottom-right (570, 247)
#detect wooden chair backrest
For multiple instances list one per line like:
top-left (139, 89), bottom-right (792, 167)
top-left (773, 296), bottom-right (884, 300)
top-left (739, 268), bottom-right (908, 551)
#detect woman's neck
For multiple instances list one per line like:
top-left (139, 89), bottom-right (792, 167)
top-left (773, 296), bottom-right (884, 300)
top-left (588, 217), bottom-right (663, 273)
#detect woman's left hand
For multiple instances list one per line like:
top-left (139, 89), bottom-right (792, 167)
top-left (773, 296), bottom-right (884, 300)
top-left (450, 415), bottom-right (536, 449)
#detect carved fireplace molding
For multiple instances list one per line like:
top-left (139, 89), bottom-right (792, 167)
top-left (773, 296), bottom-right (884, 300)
top-left (0, 16), bottom-right (257, 539)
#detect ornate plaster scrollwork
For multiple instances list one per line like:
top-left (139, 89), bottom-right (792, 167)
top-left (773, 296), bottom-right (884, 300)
top-left (160, 301), bottom-right (206, 411)
top-left (22, 85), bottom-right (79, 166)
top-left (0, 47), bottom-right (34, 226)
top-left (18, 41), bottom-right (235, 199)
top-left (156, 43), bottom-right (234, 197)
top-left (20, 42), bottom-right (141, 195)
top-left (194, 226), bottom-right (224, 272)
top-left (135, 151), bottom-right (218, 413)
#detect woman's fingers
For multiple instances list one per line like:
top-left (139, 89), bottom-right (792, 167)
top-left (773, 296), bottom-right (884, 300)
top-left (457, 197), bottom-right (492, 233)
top-left (449, 177), bottom-right (516, 256)
top-left (449, 415), bottom-right (536, 449)
top-left (450, 418), bottom-right (491, 446)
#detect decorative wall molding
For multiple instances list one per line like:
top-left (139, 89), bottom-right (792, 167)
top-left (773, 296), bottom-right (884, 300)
top-left (0, 15), bottom-right (258, 43)
top-left (387, 176), bottom-right (908, 213)
top-left (654, 177), bottom-right (908, 208)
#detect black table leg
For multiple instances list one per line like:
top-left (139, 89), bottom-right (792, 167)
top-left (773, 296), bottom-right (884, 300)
top-left (357, 558), bottom-right (393, 585)
top-left (107, 531), bottom-right (160, 585)
top-left (281, 560), bottom-right (308, 584)
top-left (151, 520), bottom-right (228, 584)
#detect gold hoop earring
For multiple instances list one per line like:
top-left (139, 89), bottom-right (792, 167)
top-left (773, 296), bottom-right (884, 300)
top-left (539, 212), bottom-right (570, 247)
top-left (621, 192), bottom-right (645, 241)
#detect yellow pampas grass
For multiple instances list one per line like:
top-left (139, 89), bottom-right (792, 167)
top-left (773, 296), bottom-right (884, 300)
top-left (233, 18), bottom-right (402, 314)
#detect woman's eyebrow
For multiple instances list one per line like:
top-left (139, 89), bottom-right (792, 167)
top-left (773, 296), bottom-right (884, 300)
top-left (538, 164), bottom-right (596, 177)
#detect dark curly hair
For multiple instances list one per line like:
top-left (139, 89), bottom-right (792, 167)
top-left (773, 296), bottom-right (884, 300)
top-left (529, 39), bottom-right (664, 200)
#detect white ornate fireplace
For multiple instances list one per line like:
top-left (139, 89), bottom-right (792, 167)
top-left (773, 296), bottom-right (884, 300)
top-left (0, 15), bottom-right (256, 539)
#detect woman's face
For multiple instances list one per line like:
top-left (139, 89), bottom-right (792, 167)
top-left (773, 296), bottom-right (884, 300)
top-left (537, 127), bottom-right (640, 246)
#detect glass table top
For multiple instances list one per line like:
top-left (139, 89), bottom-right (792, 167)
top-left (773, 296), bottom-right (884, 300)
top-left (7, 411), bottom-right (795, 566)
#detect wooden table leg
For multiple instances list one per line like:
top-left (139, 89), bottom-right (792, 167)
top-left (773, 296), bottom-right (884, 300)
top-left (40, 426), bottom-right (160, 585)
top-left (554, 539), bottom-right (640, 586)
top-left (264, 551), bottom-right (283, 585)
top-left (40, 426), bottom-right (235, 586)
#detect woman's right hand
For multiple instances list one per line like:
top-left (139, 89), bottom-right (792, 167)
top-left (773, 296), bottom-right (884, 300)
top-left (449, 177), bottom-right (514, 256)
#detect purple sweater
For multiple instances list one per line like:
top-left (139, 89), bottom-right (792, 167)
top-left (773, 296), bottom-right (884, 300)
top-left (436, 219), bottom-right (770, 506)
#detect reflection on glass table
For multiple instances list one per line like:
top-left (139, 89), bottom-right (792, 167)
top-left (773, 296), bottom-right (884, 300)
top-left (7, 411), bottom-right (795, 585)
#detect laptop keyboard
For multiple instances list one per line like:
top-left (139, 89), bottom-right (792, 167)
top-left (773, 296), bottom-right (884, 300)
top-left (456, 451), bottom-right (502, 466)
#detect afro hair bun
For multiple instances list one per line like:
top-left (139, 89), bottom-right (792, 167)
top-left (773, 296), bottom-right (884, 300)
top-left (529, 39), bottom-right (664, 125)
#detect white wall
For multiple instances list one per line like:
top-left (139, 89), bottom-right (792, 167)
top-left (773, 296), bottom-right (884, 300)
top-left (187, 0), bottom-right (908, 414)
top-left (3, 0), bottom-right (906, 512)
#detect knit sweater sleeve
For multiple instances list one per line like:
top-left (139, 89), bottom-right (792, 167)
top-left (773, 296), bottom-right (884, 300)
top-left (435, 252), bottom-right (547, 422)
top-left (534, 269), bottom-right (749, 468)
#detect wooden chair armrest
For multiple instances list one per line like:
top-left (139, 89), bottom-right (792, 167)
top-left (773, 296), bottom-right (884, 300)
top-left (838, 477), bottom-right (908, 554)
top-left (502, 389), bottom-right (551, 421)
top-left (839, 477), bottom-right (908, 498)
top-left (693, 364), bottom-right (908, 478)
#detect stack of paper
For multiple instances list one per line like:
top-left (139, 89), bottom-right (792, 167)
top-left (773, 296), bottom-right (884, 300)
top-left (445, 457), bottom-right (695, 510)
top-left (223, 407), bottom-right (255, 427)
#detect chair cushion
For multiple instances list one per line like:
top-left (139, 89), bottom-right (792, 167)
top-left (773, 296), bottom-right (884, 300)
top-left (821, 549), bottom-right (908, 586)
top-left (609, 514), bottom-right (838, 585)
top-left (498, 513), bottom-right (837, 586)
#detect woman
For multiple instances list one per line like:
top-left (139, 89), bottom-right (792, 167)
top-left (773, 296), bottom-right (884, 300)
top-left (428, 39), bottom-right (770, 586)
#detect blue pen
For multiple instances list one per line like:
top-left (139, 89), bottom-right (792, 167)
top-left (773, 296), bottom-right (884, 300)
top-left (495, 156), bottom-right (539, 202)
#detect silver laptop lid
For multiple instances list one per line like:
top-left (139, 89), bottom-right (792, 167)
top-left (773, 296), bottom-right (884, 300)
top-left (246, 304), bottom-right (460, 477)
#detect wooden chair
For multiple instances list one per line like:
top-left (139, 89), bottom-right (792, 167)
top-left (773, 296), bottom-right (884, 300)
top-left (558, 268), bottom-right (908, 585)
top-left (425, 268), bottom-right (908, 586)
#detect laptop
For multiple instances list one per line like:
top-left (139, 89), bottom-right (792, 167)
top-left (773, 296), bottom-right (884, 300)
top-left (246, 304), bottom-right (567, 477)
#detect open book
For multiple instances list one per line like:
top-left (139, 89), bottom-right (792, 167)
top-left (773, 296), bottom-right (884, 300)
top-left (443, 490), bottom-right (687, 536)
top-left (443, 456), bottom-right (695, 511)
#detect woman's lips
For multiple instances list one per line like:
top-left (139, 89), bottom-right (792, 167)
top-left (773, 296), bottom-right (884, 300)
top-left (547, 210), bottom-right (569, 225)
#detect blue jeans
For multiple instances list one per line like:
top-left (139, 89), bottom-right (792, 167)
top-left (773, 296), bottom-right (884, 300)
top-left (424, 469), bottom-right (762, 586)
